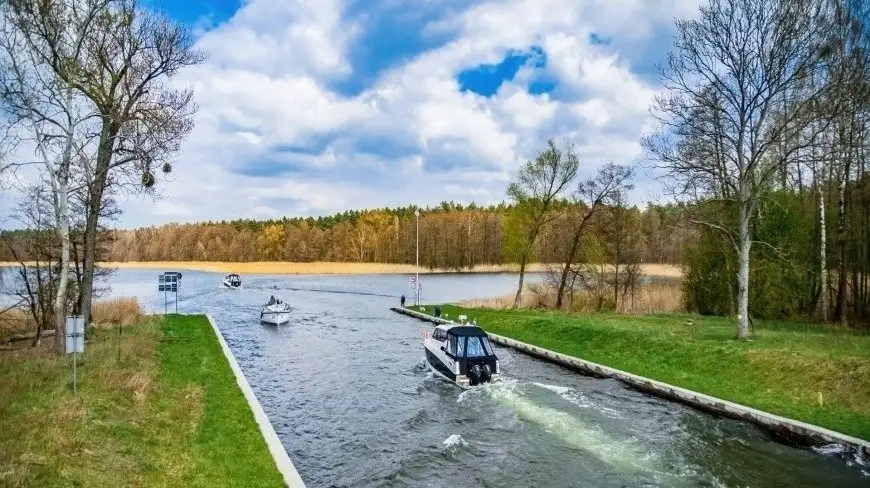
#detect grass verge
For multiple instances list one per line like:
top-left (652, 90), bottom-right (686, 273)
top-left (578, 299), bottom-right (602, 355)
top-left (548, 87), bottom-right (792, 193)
top-left (415, 305), bottom-right (870, 441)
top-left (0, 314), bottom-right (285, 487)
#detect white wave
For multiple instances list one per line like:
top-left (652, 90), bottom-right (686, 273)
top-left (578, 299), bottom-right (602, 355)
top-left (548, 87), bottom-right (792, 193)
top-left (813, 443), bottom-right (845, 455)
top-left (443, 434), bottom-right (468, 450)
top-left (531, 382), bottom-right (622, 418)
top-left (532, 382), bottom-right (573, 395)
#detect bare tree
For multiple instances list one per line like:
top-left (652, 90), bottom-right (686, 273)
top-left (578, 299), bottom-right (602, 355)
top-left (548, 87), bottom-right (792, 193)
top-left (644, 0), bottom-right (838, 338)
top-left (506, 140), bottom-right (579, 308)
top-left (0, 3), bottom-right (97, 352)
top-left (554, 163), bottom-right (634, 308)
top-left (2, 186), bottom-right (63, 346)
top-left (4, 0), bottom-right (204, 327)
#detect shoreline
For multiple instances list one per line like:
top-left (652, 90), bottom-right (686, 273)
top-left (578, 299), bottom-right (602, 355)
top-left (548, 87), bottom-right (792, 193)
top-left (406, 304), bottom-right (870, 446)
top-left (390, 306), bottom-right (870, 458)
top-left (0, 261), bottom-right (683, 278)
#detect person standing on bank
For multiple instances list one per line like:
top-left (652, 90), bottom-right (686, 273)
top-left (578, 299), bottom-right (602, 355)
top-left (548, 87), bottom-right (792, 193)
top-left (401, 295), bottom-right (406, 307)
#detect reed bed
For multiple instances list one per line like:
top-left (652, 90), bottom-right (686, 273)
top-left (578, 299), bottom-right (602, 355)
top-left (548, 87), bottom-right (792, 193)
top-left (459, 280), bottom-right (685, 314)
top-left (0, 297), bottom-right (142, 343)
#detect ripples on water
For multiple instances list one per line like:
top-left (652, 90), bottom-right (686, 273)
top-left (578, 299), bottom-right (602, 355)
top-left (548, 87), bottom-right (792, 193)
top-left (75, 270), bottom-right (870, 486)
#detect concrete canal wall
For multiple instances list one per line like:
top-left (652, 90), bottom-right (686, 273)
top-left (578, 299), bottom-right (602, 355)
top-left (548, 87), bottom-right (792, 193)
top-left (391, 306), bottom-right (870, 460)
top-left (206, 315), bottom-right (307, 488)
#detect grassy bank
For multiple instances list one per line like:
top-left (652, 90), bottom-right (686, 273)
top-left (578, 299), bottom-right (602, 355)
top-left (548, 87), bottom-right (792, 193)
top-left (0, 260), bottom-right (683, 278)
top-left (0, 315), bottom-right (285, 487)
top-left (420, 305), bottom-right (870, 441)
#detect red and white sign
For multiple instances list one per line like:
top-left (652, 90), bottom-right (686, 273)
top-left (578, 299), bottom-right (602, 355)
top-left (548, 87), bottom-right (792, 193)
top-left (409, 276), bottom-right (417, 289)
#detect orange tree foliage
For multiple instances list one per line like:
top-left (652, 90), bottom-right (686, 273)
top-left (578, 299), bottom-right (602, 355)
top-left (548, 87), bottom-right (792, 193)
top-left (0, 202), bottom-right (692, 269)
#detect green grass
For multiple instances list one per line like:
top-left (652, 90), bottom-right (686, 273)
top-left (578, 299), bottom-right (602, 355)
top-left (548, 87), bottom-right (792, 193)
top-left (0, 315), bottom-right (285, 487)
top-left (412, 305), bottom-right (870, 441)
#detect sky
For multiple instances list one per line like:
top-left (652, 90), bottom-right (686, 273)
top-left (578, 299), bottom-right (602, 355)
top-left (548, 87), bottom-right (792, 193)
top-left (2, 0), bottom-right (704, 228)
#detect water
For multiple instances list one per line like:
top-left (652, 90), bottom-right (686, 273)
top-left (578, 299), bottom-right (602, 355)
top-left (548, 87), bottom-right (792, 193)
top-left (47, 270), bottom-right (870, 486)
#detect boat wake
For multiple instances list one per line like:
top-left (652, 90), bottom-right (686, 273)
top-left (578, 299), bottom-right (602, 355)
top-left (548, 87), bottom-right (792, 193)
top-left (531, 382), bottom-right (623, 419)
top-left (267, 285), bottom-right (399, 298)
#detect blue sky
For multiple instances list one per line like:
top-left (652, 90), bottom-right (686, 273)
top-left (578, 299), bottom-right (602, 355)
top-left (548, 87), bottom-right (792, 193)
top-left (4, 0), bottom-right (704, 227)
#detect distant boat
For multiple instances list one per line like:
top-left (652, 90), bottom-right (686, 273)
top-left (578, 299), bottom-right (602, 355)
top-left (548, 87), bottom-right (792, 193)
top-left (223, 274), bottom-right (242, 288)
top-left (261, 301), bottom-right (291, 325)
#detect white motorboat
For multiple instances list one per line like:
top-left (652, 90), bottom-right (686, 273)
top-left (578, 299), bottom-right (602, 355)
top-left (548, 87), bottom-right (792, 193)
top-left (260, 301), bottom-right (291, 325)
top-left (223, 274), bottom-right (242, 288)
top-left (423, 323), bottom-right (500, 389)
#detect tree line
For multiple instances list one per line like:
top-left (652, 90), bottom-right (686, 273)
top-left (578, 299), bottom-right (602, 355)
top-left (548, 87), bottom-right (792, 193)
top-left (0, 201), bottom-right (694, 268)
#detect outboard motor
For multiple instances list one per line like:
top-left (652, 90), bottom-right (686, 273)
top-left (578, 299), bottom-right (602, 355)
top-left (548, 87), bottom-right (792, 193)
top-left (469, 364), bottom-right (484, 386)
top-left (481, 364), bottom-right (492, 383)
top-left (469, 363), bottom-right (492, 386)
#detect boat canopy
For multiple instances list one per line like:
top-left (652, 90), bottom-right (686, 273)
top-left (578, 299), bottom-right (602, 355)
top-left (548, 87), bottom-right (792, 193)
top-left (440, 326), bottom-right (495, 358)
top-left (446, 326), bottom-right (488, 337)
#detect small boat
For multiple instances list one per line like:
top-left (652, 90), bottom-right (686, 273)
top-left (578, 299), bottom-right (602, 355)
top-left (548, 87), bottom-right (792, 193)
top-left (260, 301), bottom-right (291, 325)
top-left (423, 323), bottom-right (500, 389)
top-left (223, 274), bottom-right (242, 288)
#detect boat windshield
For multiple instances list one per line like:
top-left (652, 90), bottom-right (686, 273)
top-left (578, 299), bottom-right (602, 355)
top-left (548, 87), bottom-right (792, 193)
top-left (465, 336), bottom-right (490, 357)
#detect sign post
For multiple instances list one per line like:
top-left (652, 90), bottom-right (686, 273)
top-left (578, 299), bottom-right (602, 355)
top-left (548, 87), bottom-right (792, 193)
top-left (65, 315), bottom-right (84, 393)
top-left (409, 276), bottom-right (421, 305)
top-left (157, 272), bottom-right (182, 314)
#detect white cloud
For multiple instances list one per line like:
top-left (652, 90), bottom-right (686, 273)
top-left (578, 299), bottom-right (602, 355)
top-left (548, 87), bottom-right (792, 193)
top-left (2, 0), bottom-right (704, 228)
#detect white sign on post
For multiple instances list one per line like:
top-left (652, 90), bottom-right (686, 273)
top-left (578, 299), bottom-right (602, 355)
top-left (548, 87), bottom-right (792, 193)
top-left (409, 276), bottom-right (417, 289)
top-left (65, 316), bottom-right (84, 354)
top-left (66, 315), bottom-right (84, 394)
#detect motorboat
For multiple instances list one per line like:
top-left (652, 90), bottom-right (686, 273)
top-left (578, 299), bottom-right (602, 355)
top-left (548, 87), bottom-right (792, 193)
top-left (423, 323), bottom-right (500, 389)
top-left (223, 274), bottom-right (242, 288)
top-left (260, 301), bottom-right (291, 325)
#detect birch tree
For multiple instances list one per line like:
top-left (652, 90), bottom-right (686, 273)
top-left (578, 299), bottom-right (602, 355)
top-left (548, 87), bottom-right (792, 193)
top-left (0, 4), bottom-right (96, 351)
top-left (644, 0), bottom-right (837, 338)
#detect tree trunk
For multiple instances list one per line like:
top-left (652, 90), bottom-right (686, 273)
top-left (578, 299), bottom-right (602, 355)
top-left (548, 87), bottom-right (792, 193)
top-left (513, 248), bottom-right (529, 308)
top-left (556, 211), bottom-right (596, 309)
top-left (52, 162), bottom-right (72, 354)
top-left (53, 88), bottom-right (75, 354)
top-left (737, 199), bottom-right (752, 340)
top-left (818, 185), bottom-right (828, 322)
top-left (80, 122), bottom-right (118, 328)
top-left (556, 228), bottom-right (583, 309)
top-left (834, 155), bottom-right (850, 323)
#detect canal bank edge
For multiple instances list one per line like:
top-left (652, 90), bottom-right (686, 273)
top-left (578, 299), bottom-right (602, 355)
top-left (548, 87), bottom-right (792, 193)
top-left (390, 307), bottom-right (870, 461)
top-left (206, 314), bottom-right (307, 488)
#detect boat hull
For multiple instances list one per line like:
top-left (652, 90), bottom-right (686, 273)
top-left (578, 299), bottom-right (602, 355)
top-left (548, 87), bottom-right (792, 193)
top-left (425, 348), bottom-right (460, 384)
top-left (261, 313), bottom-right (291, 325)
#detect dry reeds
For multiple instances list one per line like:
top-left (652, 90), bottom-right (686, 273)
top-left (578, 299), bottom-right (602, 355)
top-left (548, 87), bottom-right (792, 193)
top-left (0, 297), bottom-right (143, 343)
top-left (459, 280), bottom-right (686, 315)
top-left (91, 297), bottom-right (143, 328)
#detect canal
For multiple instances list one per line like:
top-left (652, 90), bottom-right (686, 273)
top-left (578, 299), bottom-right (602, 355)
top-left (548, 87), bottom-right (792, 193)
top-left (106, 269), bottom-right (868, 487)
